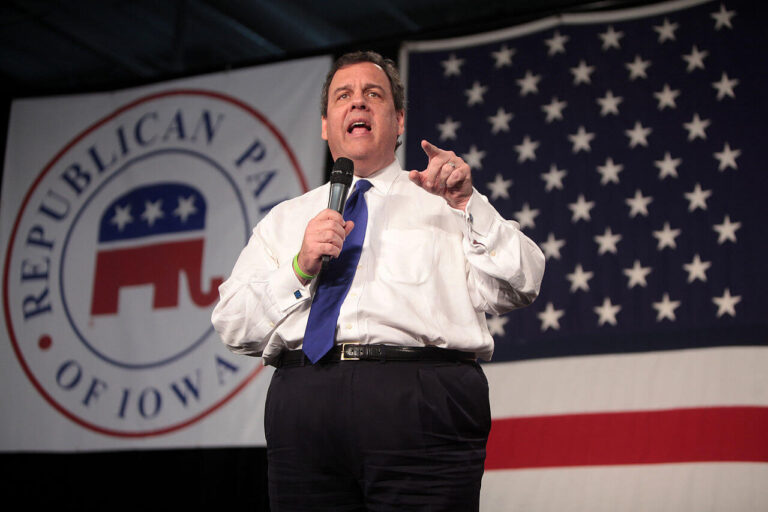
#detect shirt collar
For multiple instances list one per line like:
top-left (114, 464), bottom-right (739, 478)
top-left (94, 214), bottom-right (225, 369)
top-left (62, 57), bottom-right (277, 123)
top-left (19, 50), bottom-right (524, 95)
top-left (351, 158), bottom-right (402, 196)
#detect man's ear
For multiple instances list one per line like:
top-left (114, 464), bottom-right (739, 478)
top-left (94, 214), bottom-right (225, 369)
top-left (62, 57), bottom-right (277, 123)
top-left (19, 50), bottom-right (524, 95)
top-left (321, 116), bottom-right (328, 141)
top-left (397, 110), bottom-right (405, 136)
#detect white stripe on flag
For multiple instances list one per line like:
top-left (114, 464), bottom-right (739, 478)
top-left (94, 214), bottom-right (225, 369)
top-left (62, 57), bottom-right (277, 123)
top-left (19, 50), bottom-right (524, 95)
top-left (484, 346), bottom-right (768, 417)
top-left (481, 463), bottom-right (768, 512)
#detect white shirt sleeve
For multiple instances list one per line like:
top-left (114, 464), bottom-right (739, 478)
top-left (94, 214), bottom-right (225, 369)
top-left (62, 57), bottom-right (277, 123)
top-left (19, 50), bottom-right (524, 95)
top-left (211, 216), bottom-right (312, 356)
top-left (450, 188), bottom-right (546, 316)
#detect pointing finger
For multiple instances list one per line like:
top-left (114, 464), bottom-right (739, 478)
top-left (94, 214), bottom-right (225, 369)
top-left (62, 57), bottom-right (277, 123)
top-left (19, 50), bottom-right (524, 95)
top-left (421, 139), bottom-right (443, 159)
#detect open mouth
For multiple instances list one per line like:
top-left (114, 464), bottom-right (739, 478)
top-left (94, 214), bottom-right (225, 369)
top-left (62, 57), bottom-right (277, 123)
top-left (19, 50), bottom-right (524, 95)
top-left (347, 121), bottom-right (372, 133)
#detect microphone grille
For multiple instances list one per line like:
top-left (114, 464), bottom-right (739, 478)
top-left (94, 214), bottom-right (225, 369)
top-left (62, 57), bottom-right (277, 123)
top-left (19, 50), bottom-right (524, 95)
top-left (330, 157), bottom-right (354, 186)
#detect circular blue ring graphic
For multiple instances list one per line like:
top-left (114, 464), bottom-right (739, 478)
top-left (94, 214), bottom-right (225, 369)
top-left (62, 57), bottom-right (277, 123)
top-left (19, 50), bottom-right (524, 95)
top-left (59, 148), bottom-right (250, 370)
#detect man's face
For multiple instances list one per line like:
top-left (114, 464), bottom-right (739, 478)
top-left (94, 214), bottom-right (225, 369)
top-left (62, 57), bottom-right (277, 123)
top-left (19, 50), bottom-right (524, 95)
top-left (322, 62), bottom-right (405, 177)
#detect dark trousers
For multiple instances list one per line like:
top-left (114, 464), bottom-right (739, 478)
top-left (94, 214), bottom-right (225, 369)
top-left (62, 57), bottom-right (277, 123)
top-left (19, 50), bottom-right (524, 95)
top-left (264, 358), bottom-right (491, 512)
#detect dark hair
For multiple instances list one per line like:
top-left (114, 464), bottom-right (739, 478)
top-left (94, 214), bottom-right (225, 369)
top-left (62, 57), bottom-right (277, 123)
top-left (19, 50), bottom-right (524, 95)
top-left (320, 50), bottom-right (406, 117)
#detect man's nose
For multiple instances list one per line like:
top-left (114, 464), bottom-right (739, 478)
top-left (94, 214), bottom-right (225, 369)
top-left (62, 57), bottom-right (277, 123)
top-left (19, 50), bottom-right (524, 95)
top-left (351, 93), bottom-right (368, 109)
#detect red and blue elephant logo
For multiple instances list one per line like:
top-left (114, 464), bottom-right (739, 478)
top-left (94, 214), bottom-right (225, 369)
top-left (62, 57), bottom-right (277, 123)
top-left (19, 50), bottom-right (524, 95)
top-left (91, 183), bottom-right (223, 316)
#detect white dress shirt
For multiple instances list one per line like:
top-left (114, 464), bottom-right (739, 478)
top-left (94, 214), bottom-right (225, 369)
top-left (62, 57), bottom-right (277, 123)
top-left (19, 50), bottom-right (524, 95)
top-left (211, 159), bottom-right (545, 364)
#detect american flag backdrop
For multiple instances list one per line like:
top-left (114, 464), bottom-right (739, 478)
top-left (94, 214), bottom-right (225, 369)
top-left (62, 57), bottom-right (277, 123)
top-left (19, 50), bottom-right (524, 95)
top-left (401, 0), bottom-right (767, 509)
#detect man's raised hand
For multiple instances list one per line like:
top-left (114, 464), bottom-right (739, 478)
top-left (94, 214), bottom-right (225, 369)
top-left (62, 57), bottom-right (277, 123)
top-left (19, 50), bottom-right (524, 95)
top-left (409, 139), bottom-right (473, 211)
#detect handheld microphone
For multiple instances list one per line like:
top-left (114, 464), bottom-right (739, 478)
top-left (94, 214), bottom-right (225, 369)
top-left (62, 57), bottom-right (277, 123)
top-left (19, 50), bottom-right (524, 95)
top-left (322, 157), bottom-right (354, 268)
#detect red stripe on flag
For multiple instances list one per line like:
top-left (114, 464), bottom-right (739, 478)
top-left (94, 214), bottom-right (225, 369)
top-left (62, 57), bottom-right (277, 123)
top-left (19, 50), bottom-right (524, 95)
top-left (485, 406), bottom-right (768, 469)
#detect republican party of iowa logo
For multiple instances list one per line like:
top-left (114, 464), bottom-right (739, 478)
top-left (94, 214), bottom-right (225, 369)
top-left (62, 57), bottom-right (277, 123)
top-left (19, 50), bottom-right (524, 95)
top-left (3, 90), bottom-right (308, 436)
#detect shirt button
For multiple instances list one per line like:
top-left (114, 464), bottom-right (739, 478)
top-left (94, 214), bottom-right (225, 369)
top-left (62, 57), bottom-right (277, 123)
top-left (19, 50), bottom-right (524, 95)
top-left (345, 324), bottom-right (353, 330)
top-left (269, 321), bottom-right (275, 328)
top-left (357, 265), bottom-right (363, 270)
top-left (490, 250), bottom-right (497, 257)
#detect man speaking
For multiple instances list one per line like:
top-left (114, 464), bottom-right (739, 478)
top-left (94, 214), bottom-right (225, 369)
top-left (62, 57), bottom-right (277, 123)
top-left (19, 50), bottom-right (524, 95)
top-left (212, 51), bottom-right (545, 511)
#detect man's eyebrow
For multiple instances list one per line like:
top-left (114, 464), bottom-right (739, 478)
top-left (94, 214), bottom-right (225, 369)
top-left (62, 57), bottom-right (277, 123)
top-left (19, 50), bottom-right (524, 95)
top-left (331, 84), bottom-right (351, 97)
top-left (331, 83), bottom-right (387, 97)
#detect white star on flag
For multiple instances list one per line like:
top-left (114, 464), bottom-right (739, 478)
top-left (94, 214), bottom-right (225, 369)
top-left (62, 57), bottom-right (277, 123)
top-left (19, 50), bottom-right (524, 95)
top-left (653, 18), bottom-right (679, 43)
top-left (488, 107), bottom-right (513, 133)
top-left (682, 45), bottom-right (709, 72)
top-left (599, 25), bottom-right (623, 50)
top-left (541, 97), bottom-right (567, 123)
top-left (141, 199), bottom-right (165, 227)
top-left (625, 121), bottom-right (652, 148)
top-left (517, 71), bottom-right (541, 96)
top-left (594, 297), bottom-right (621, 326)
top-left (491, 44), bottom-right (516, 68)
top-left (713, 215), bottom-right (741, 244)
top-left (712, 288), bottom-right (741, 318)
top-left (538, 302), bottom-right (565, 331)
top-left (569, 194), bottom-right (595, 222)
top-left (713, 142), bottom-right (741, 171)
top-left (711, 3), bottom-right (736, 30)
top-left (568, 126), bottom-right (595, 153)
top-left (625, 189), bottom-right (653, 218)
top-left (173, 195), bottom-right (198, 223)
top-left (654, 84), bottom-right (680, 110)
top-left (594, 227), bottom-right (622, 255)
top-left (462, 144), bottom-right (486, 169)
top-left (653, 293), bottom-right (681, 322)
top-left (712, 72), bottom-right (739, 100)
top-left (465, 81), bottom-right (488, 106)
top-left (683, 254), bottom-right (711, 283)
top-left (684, 183), bottom-right (712, 211)
top-left (596, 90), bottom-right (623, 116)
top-left (111, 204), bottom-right (133, 231)
top-left (597, 157), bottom-right (623, 185)
top-left (566, 264), bottom-right (593, 293)
top-left (683, 113), bottom-right (711, 141)
top-left (570, 60), bottom-right (595, 85)
top-left (486, 314), bottom-right (508, 336)
top-left (436, 117), bottom-right (461, 140)
top-left (514, 202), bottom-right (540, 229)
top-left (625, 55), bottom-right (651, 80)
top-left (541, 232), bottom-right (566, 260)
top-left (654, 151), bottom-right (682, 179)
top-left (514, 135), bottom-right (539, 162)
top-left (441, 53), bottom-right (464, 76)
top-left (653, 222), bottom-right (681, 250)
top-left (487, 174), bottom-right (513, 200)
top-left (623, 260), bottom-right (652, 288)
top-left (541, 164), bottom-right (567, 191)
top-left (545, 30), bottom-right (569, 56)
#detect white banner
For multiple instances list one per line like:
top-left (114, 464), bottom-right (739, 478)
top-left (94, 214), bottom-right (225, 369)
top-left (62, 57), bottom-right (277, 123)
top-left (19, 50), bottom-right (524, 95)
top-left (0, 55), bottom-right (331, 451)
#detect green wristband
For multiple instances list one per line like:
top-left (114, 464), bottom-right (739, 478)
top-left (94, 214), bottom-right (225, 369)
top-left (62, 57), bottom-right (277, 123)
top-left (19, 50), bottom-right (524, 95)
top-left (293, 253), bottom-right (316, 280)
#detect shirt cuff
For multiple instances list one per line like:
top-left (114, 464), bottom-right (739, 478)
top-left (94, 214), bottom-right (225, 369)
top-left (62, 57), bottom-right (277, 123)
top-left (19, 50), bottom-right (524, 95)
top-left (449, 189), bottom-right (512, 243)
top-left (269, 260), bottom-right (313, 312)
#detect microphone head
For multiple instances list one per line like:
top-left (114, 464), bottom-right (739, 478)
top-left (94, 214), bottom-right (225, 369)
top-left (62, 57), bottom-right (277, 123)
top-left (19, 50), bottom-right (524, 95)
top-left (330, 157), bottom-right (354, 186)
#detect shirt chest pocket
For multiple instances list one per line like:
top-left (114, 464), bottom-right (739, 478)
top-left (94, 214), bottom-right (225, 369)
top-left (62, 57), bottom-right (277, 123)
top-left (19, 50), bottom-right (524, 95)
top-left (376, 229), bottom-right (436, 285)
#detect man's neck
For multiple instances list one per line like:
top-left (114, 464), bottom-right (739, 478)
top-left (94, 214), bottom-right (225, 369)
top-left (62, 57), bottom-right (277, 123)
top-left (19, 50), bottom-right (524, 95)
top-left (352, 156), bottom-right (397, 178)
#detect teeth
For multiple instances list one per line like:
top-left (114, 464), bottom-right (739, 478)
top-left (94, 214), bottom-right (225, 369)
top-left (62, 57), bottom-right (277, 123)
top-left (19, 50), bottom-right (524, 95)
top-left (348, 121), bottom-right (369, 133)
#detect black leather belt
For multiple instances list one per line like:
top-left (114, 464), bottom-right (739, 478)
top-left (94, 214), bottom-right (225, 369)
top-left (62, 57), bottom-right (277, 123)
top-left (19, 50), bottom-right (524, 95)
top-left (271, 343), bottom-right (476, 368)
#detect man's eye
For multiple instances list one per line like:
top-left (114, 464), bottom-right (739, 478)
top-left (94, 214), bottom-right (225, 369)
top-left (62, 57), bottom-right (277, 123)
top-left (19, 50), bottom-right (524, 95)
top-left (338, 93), bottom-right (349, 100)
top-left (368, 92), bottom-right (379, 97)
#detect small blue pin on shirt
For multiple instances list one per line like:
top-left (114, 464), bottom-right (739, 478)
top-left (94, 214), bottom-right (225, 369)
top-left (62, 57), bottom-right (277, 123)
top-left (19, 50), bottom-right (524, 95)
top-left (294, 290), bottom-right (302, 299)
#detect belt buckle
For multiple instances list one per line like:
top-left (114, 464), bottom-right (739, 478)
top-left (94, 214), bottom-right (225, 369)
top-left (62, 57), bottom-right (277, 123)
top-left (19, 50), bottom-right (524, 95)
top-left (340, 342), bottom-right (361, 361)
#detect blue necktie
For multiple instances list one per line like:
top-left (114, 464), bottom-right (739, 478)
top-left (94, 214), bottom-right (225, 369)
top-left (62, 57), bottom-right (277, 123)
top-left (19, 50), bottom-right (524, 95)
top-left (303, 179), bottom-right (372, 363)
